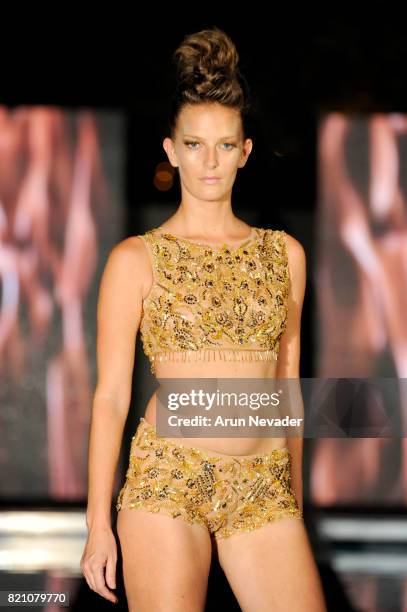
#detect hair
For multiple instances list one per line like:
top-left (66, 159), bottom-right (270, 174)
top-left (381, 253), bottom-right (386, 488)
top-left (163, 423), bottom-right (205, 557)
top-left (168, 27), bottom-right (252, 140)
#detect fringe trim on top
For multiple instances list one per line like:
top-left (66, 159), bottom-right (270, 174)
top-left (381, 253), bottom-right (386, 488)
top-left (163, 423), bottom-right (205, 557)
top-left (152, 348), bottom-right (279, 364)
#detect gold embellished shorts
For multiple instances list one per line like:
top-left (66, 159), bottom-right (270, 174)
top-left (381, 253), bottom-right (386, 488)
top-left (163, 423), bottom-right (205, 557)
top-left (116, 417), bottom-right (303, 539)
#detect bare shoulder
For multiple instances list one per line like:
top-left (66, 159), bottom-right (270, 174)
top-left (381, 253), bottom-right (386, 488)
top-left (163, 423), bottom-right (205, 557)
top-left (101, 235), bottom-right (150, 297)
top-left (105, 235), bottom-right (150, 274)
top-left (282, 232), bottom-right (306, 299)
top-left (110, 235), bottom-right (147, 260)
top-left (283, 231), bottom-right (306, 266)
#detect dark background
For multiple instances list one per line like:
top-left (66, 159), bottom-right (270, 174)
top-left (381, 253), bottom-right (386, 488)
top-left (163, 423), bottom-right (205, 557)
top-left (1, 12), bottom-right (406, 610)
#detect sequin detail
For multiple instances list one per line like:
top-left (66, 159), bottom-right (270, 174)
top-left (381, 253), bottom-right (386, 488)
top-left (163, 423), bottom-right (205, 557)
top-left (138, 227), bottom-right (290, 375)
top-left (116, 418), bottom-right (303, 539)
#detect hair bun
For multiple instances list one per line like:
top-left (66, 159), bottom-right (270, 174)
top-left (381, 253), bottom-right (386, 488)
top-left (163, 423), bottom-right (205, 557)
top-left (174, 26), bottom-right (239, 91)
top-left (168, 27), bottom-right (252, 140)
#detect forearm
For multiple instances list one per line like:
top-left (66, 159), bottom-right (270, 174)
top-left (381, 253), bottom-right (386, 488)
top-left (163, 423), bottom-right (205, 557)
top-left (287, 435), bottom-right (303, 512)
top-left (287, 391), bottom-right (304, 511)
top-left (278, 377), bottom-right (304, 512)
top-left (86, 396), bottom-right (127, 530)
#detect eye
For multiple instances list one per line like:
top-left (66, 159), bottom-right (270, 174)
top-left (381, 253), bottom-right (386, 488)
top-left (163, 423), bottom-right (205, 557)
top-left (184, 141), bottom-right (200, 149)
top-left (184, 141), bottom-right (236, 150)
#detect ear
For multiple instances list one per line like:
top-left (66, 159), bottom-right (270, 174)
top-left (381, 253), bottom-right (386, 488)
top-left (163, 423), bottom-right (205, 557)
top-left (163, 137), bottom-right (179, 168)
top-left (238, 138), bottom-right (253, 168)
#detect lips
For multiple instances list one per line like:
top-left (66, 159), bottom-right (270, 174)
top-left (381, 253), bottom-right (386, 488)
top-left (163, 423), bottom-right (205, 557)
top-left (201, 177), bottom-right (220, 183)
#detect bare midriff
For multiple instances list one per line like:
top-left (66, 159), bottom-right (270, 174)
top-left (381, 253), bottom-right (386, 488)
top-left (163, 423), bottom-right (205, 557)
top-left (143, 357), bottom-right (288, 456)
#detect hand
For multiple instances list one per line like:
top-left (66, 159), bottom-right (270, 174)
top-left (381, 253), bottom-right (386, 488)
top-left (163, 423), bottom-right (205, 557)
top-left (80, 525), bottom-right (118, 604)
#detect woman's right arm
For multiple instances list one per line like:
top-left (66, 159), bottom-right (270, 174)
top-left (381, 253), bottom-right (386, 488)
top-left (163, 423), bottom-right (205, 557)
top-left (80, 236), bottom-right (146, 604)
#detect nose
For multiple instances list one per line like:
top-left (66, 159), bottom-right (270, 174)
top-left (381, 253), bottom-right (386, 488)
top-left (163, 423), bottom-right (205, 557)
top-left (204, 147), bottom-right (219, 169)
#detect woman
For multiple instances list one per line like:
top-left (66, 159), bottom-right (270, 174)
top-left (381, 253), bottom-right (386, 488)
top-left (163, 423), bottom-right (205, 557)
top-left (80, 27), bottom-right (327, 611)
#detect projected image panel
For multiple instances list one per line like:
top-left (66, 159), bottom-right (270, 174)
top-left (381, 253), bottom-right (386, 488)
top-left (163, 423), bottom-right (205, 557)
top-left (0, 106), bottom-right (124, 501)
top-left (311, 112), bottom-right (407, 507)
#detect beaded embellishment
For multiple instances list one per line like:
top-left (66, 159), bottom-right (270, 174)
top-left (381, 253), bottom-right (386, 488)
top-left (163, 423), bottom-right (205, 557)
top-left (138, 227), bottom-right (290, 375)
top-left (116, 418), bottom-right (303, 539)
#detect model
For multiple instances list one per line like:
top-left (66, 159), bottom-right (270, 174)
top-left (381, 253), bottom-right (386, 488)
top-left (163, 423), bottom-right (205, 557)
top-left (80, 26), bottom-right (327, 612)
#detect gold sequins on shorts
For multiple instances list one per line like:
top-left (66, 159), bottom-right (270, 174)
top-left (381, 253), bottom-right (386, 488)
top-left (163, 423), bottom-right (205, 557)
top-left (116, 417), bottom-right (303, 539)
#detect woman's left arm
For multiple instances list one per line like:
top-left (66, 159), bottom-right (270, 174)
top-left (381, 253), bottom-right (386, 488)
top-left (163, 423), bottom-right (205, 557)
top-left (276, 232), bottom-right (307, 512)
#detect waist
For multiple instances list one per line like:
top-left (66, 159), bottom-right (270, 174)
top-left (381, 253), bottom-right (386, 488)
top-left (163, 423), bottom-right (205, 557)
top-left (139, 417), bottom-right (289, 458)
top-left (143, 394), bottom-right (288, 455)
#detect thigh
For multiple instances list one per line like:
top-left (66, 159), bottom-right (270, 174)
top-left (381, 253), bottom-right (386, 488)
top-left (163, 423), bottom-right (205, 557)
top-left (216, 517), bottom-right (326, 612)
top-left (117, 507), bottom-right (212, 612)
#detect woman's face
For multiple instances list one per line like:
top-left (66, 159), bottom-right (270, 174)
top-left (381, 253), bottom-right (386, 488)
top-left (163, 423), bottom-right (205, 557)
top-left (163, 102), bottom-right (253, 200)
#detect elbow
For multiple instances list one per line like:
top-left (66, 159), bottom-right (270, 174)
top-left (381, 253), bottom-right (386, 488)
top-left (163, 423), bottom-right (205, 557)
top-left (93, 389), bottom-right (131, 420)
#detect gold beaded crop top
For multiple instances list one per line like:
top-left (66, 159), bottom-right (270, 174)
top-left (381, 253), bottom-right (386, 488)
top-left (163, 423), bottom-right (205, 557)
top-left (137, 226), bottom-right (290, 375)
